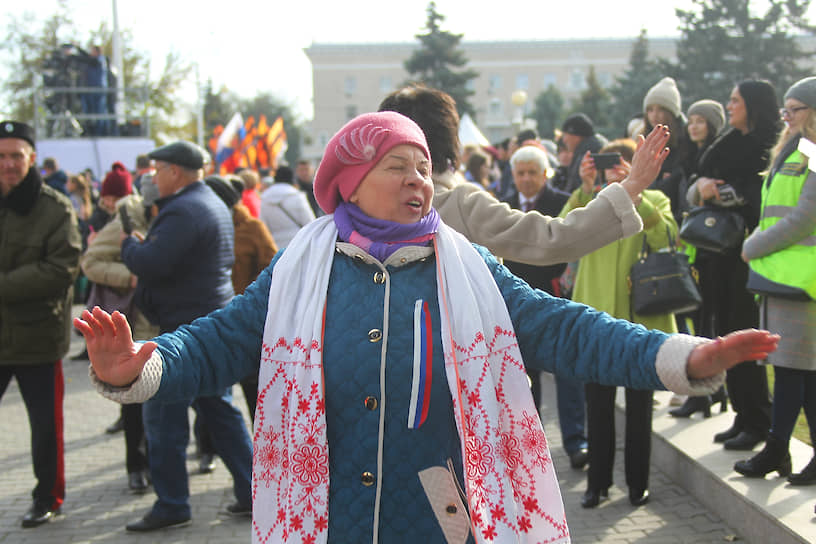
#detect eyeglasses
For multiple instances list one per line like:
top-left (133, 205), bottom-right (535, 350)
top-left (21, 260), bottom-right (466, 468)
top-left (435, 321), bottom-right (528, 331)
top-left (780, 106), bottom-right (809, 118)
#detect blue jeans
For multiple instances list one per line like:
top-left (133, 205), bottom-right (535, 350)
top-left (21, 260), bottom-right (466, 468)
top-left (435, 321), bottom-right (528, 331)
top-left (555, 374), bottom-right (588, 455)
top-left (142, 387), bottom-right (253, 519)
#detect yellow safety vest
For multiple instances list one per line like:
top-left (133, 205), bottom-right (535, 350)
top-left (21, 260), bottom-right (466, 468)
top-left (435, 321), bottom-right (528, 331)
top-left (750, 149), bottom-right (816, 299)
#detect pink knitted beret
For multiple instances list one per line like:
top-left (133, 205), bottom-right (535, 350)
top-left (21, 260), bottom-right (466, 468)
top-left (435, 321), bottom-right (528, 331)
top-left (313, 111), bottom-right (430, 214)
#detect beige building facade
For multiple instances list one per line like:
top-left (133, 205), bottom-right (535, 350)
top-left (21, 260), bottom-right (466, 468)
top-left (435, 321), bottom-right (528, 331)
top-left (302, 37), bottom-right (677, 159)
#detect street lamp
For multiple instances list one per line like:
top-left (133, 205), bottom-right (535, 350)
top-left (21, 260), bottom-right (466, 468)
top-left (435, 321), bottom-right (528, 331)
top-left (511, 89), bottom-right (528, 133)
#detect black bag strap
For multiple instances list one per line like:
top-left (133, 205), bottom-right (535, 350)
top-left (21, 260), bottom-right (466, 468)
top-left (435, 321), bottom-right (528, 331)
top-left (638, 225), bottom-right (676, 260)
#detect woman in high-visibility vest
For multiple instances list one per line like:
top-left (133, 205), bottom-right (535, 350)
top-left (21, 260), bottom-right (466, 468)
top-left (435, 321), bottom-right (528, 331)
top-left (734, 76), bottom-right (816, 483)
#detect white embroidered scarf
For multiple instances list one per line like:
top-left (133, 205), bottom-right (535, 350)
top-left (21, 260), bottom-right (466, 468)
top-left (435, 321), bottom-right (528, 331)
top-left (252, 215), bottom-right (569, 544)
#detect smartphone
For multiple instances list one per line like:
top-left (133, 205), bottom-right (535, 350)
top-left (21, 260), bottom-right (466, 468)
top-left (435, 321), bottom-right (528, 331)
top-left (120, 208), bottom-right (134, 235)
top-left (590, 152), bottom-right (622, 170)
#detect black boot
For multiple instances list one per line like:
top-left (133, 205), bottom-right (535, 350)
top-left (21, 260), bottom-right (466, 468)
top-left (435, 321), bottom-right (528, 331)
top-left (669, 395), bottom-right (712, 418)
top-left (734, 435), bottom-right (791, 478)
top-left (710, 386), bottom-right (728, 413)
top-left (788, 454), bottom-right (816, 486)
top-left (714, 419), bottom-right (742, 443)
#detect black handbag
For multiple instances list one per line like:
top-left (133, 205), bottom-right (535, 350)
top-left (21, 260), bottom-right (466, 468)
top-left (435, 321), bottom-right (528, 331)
top-left (629, 229), bottom-right (702, 316)
top-left (678, 205), bottom-right (746, 253)
top-left (746, 269), bottom-right (812, 301)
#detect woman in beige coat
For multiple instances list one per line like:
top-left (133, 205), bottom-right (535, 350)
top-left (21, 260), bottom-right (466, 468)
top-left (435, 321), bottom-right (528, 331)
top-left (80, 177), bottom-right (159, 493)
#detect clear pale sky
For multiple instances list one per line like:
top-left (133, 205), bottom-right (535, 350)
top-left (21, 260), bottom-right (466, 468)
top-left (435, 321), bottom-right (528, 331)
top-left (3, 0), bottom-right (814, 119)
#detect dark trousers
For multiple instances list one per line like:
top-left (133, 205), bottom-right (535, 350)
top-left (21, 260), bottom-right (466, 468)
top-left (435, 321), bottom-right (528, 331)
top-left (554, 373), bottom-right (587, 455)
top-left (143, 388), bottom-right (253, 519)
top-left (697, 253), bottom-right (771, 435)
top-left (771, 367), bottom-right (816, 446)
top-left (585, 382), bottom-right (652, 493)
top-left (196, 365), bottom-right (260, 455)
top-left (0, 362), bottom-right (65, 509)
top-left (121, 403), bottom-right (148, 474)
top-left (726, 361), bottom-right (771, 436)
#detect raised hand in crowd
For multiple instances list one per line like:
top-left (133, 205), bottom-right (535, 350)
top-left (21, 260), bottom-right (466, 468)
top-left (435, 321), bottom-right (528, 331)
top-left (74, 307), bottom-right (157, 387)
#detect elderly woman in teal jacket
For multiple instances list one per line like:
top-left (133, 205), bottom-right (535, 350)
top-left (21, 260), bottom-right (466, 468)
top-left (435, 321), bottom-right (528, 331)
top-left (75, 112), bottom-right (777, 544)
top-left (560, 138), bottom-right (678, 509)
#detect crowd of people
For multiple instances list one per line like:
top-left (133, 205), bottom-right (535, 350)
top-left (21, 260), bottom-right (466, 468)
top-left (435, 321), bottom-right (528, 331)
top-left (1, 72), bottom-right (812, 543)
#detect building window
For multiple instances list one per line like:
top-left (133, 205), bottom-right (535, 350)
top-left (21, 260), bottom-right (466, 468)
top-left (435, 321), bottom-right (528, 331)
top-left (379, 76), bottom-right (392, 93)
top-left (465, 79), bottom-right (475, 92)
top-left (598, 71), bottom-right (613, 88)
top-left (515, 74), bottom-right (529, 90)
top-left (488, 74), bottom-right (502, 94)
top-left (345, 104), bottom-right (358, 121)
top-left (488, 98), bottom-right (503, 116)
top-left (568, 69), bottom-right (586, 91)
top-left (344, 76), bottom-right (357, 96)
top-left (542, 73), bottom-right (557, 87)
top-left (319, 131), bottom-right (329, 149)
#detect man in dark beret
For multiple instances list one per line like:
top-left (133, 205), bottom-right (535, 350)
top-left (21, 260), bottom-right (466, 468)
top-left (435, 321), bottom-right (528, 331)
top-left (560, 113), bottom-right (608, 193)
top-left (0, 121), bottom-right (82, 527)
top-left (119, 140), bottom-right (253, 531)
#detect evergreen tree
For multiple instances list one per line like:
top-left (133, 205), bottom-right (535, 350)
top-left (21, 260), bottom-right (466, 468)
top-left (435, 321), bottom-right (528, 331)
top-left (610, 29), bottom-right (664, 136)
top-left (570, 67), bottom-right (614, 138)
top-left (668, 0), bottom-right (814, 104)
top-left (530, 85), bottom-right (564, 140)
top-left (404, 1), bottom-right (478, 116)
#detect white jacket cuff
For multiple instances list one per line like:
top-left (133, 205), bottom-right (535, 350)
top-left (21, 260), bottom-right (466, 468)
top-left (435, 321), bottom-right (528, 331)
top-left (655, 334), bottom-right (725, 395)
top-left (597, 183), bottom-right (643, 238)
top-left (88, 349), bottom-right (163, 404)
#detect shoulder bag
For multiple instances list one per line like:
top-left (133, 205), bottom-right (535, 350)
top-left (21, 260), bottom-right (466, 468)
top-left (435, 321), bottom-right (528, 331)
top-left (678, 205), bottom-right (746, 253)
top-left (629, 228), bottom-right (702, 316)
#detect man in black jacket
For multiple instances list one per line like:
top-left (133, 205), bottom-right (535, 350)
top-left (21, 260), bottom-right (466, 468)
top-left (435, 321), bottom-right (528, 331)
top-left (0, 121), bottom-right (81, 527)
top-left (502, 143), bottom-right (589, 470)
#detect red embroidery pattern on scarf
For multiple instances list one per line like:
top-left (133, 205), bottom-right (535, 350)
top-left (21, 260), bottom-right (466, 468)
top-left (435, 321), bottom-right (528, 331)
top-left (252, 337), bottom-right (329, 544)
top-left (449, 326), bottom-right (569, 543)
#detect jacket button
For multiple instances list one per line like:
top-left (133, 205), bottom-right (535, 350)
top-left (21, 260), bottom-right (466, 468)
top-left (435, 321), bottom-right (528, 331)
top-left (361, 472), bottom-right (375, 486)
top-left (364, 396), bottom-right (378, 410)
top-left (445, 504), bottom-right (458, 515)
top-left (368, 329), bottom-right (382, 342)
top-left (373, 271), bottom-right (386, 284)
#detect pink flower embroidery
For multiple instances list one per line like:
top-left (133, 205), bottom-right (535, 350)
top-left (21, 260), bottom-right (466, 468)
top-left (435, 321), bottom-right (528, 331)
top-left (335, 123), bottom-right (390, 165)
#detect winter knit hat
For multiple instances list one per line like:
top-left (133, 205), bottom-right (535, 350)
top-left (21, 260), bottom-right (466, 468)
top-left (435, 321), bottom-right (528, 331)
top-left (687, 99), bottom-right (726, 136)
top-left (561, 113), bottom-right (594, 138)
top-left (204, 174), bottom-right (240, 209)
top-left (314, 111), bottom-right (430, 214)
top-left (784, 76), bottom-right (816, 110)
top-left (643, 77), bottom-right (682, 118)
top-left (101, 162), bottom-right (132, 198)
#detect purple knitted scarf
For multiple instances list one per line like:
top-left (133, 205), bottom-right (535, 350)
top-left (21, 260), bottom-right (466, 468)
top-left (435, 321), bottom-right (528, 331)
top-left (333, 202), bottom-right (440, 262)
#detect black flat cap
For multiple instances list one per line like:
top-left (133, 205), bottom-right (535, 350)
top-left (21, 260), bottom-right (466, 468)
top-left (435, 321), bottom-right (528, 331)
top-left (0, 120), bottom-right (36, 148)
top-left (204, 174), bottom-right (240, 208)
top-left (148, 141), bottom-right (207, 170)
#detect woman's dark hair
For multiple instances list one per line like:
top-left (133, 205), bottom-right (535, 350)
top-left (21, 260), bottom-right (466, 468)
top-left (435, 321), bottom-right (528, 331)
top-left (737, 79), bottom-right (782, 144)
top-left (378, 84), bottom-right (461, 173)
top-left (465, 149), bottom-right (489, 181)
